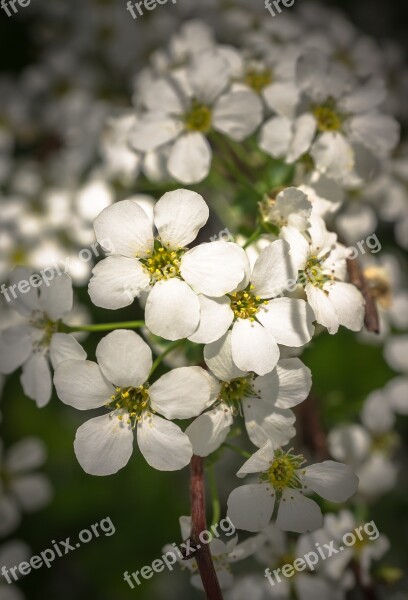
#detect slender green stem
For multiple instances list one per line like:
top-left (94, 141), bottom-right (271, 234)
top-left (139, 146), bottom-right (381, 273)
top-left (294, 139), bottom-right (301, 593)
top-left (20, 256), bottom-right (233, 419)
top-left (62, 321), bottom-right (145, 333)
top-left (243, 225), bottom-right (263, 249)
top-left (149, 340), bottom-right (185, 377)
top-left (207, 464), bottom-right (221, 527)
top-left (222, 443), bottom-right (251, 460)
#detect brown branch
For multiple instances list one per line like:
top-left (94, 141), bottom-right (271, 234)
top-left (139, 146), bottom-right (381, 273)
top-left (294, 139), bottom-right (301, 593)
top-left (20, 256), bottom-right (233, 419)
top-left (346, 251), bottom-right (380, 334)
top-left (351, 561), bottom-right (379, 600)
top-left (296, 394), bottom-right (329, 462)
top-left (189, 455), bottom-right (224, 600)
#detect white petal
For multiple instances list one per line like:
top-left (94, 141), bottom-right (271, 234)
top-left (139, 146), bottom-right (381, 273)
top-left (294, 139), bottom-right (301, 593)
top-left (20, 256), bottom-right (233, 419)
top-left (386, 377), bottom-right (408, 415)
top-left (258, 298), bottom-right (315, 347)
top-left (227, 484), bottom-right (275, 532)
top-left (384, 336), bottom-right (408, 373)
top-left (204, 331), bottom-right (248, 381)
top-left (149, 367), bottom-right (212, 419)
top-left (346, 113), bottom-right (400, 157)
top-left (21, 354), bottom-right (52, 408)
top-left (185, 406), bottom-right (233, 457)
top-left (142, 78), bottom-right (184, 113)
top-left (154, 189), bottom-right (209, 249)
top-left (88, 256), bottom-right (151, 310)
top-left (263, 81), bottom-right (299, 118)
top-left (49, 333), bottom-right (87, 370)
top-left (145, 278), bottom-right (200, 340)
top-left (74, 412), bottom-right (134, 476)
top-left (168, 133), bottom-right (212, 185)
top-left (129, 114), bottom-right (182, 152)
top-left (8, 267), bottom-right (41, 317)
top-left (189, 51), bottom-right (229, 104)
top-left (39, 273), bottom-right (73, 319)
top-left (259, 116), bottom-right (292, 158)
top-left (305, 283), bottom-right (339, 334)
top-left (243, 400), bottom-right (296, 448)
top-left (10, 474), bottom-right (53, 512)
top-left (96, 330), bottom-right (152, 388)
top-left (231, 319), bottom-right (279, 376)
top-left (54, 360), bottom-right (112, 409)
top-left (280, 226), bottom-right (309, 272)
top-left (311, 132), bottom-right (354, 179)
top-left (0, 326), bottom-right (33, 374)
top-left (286, 114), bottom-right (316, 163)
top-left (260, 359), bottom-right (312, 409)
top-left (181, 242), bottom-right (248, 297)
top-left (251, 240), bottom-right (295, 298)
top-left (189, 295), bottom-right (234, 344)
top-left (0, 496), bottom-right (20, 537)
top-left (302, 461), bottom-right (359, 502)
top-left (213, 90), bottom-right (263, 141)
top-left (327, 424), bottom-right (371, 467)
top-left (137, 414), bottom-right (192, 471)
top-left (6, 437), bottom-right (46, 472)
top-left (94, 199), bottom-right (154, 259)
top-left (276, 489), bottom-right (323, 533)
top-left (236, 440), bottom-right (276, 477)
top-left (327, 282), bottom-right (365, 332)
top-left (361, 390), bottom-right (395, 434)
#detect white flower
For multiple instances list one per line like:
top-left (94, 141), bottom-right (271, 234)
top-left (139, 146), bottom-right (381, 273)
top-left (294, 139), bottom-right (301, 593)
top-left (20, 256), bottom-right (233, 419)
top-left (0, 540), bottom-right (30, 600)
top-left (256, 524), bottom-right (349, 600)
top-left (328, 385), bottom-right (405, 500)
top-left (0, 437), bottom-right (52, 537)
top-left (198, 239), bottom-right (315, 375)
top-left (130, 50), bottom-right (263, 184)
top-left (260, 50), bottom-right (400, 182)
top-left (282, 216), bottom-right (365, 334)
top-left (186, 331), bottom-right (312, 455)
top-left (0, 269), bottom-right (86, 407)
top-left (54, 330), bottom-right (213, 475)
top-left (227, 441), bottom-right (359, 533)
top-left (260, 187), bottom-right (313, 234)
top-left (319, 511), bottom-right (390, 585)
top-left (89, 189), bottom-right (248, 341)
top-left (163, 516), bottom-right (265, 591)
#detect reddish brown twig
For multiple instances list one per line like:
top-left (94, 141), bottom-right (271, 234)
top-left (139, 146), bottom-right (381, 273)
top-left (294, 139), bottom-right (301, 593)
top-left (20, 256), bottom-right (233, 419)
top-left (189, 456), bottom-right (224, 600)
top-left (346, 251), bottom-right (380, 334)
top-left (351, 561), bottom-right (379, 600)
top-left (297, 393), bottom-right (329, 462)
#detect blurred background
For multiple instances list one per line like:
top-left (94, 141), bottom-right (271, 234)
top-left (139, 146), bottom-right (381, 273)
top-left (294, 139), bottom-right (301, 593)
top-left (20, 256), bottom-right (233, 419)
top-left (0, 1), bottom-right (407, 599)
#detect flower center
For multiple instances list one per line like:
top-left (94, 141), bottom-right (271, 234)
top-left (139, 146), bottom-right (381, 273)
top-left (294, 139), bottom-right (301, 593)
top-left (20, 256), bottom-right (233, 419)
top-left (313, 103), bottom-right (343, 132)
top-left (185, 101), bottom-right (212, 133)
top-left (229, 287), bottom-right (268, 321)
top-left (298, 255), bottom-right (332, 290)
top-left (106, 385), bottom-right (152, 428)
top-left (140, 243), bottom-right (184, 282)
top-left (261, 449), bottom-right (305, 492)
top-left (244, 68), bottom-right (273, 93)
top-left (219, 376), bottom-right (255, 415)
top-left (364, 267), bottom-right (392, 310)
top-left (371, 432), bottom-right (398, 455)
top-left (30, 312), bottom-right (59, 349)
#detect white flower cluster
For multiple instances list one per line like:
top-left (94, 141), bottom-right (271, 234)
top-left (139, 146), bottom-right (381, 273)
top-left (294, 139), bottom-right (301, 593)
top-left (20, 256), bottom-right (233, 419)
top-left (1, 0), bottom-right (408, 597)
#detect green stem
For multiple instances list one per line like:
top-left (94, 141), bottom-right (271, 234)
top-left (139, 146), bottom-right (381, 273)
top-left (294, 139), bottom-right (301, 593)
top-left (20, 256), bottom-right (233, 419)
top-left (243, 225), bottom-right (263, 249)
top-left (222, 443), bottom-right (251, 460)
top-left (62, 321), bottom-right (145, 333)
top-left (207, 464), bottom-right (221, 527)
top-left (149, 340), bottom-right (185, 377)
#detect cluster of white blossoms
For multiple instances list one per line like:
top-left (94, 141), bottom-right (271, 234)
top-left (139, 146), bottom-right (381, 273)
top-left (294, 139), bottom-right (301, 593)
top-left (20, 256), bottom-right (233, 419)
top-left (1, 1), bottom-right (408, 598)
top-left (0, 436), bottom-right (52, 600)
